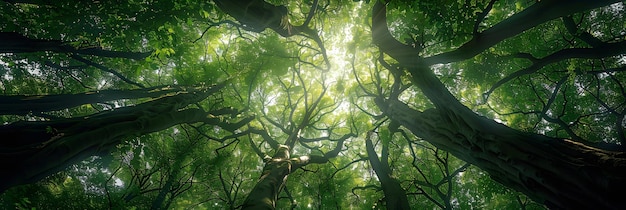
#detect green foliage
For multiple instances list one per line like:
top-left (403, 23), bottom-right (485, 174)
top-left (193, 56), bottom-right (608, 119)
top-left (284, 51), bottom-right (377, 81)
top-left (3, 0), bottom-right (624, 209)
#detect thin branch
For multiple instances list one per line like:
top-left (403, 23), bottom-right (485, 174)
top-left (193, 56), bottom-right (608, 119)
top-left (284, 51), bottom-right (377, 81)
top-left (194, 20), bottom-right (236, 43)
top-left (71, 54), bottom-right (145, 88)
top-left (330, 156), bottom-right (368, 179)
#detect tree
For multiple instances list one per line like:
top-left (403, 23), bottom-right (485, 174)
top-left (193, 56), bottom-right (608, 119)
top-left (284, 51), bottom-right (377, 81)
top-left (370, 0), bottom-right (626, 209)
top-left (1, 0), bottom-right (625, 209)
top-left (237, 68), bottom-right (355, 209)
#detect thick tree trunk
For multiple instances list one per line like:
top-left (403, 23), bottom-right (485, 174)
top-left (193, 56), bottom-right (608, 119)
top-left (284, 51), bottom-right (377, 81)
top-left (372, 1), bottom-right (626, 208)
top-left (377, 96), bottom-right (626, 209)
top-left (0, 86), bottom-right (251, 192)
top-left (409, 67), bottom-right (626, 209)
top-left (375, 63), bottom-right (626, 209)
top-left (0, 32), bottom-right (151, 59)
top-left (241, 145), bottom-right (292, 210)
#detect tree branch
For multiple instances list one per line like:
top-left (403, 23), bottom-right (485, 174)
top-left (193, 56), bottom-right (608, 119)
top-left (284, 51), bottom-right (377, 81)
top-left (484, 40), bottom-right (626, 99)
top-left (562, 16), bottom-right (604, 47)
top-left (0, 85), bottom-right (188, 115)
top-left (71, 54), bottom-right (145, 88)
top-left (422, 0), bottom-right (621, 65)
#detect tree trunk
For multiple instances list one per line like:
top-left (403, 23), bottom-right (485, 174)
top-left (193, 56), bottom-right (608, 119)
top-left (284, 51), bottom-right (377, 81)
top-left (0, 85), bottom-right (189, 115)
top-left (371, 1), bottom-right (626, 208)
top-left (0, 86), bottom-right (251, 192)
top-left (365, 133), bottom-right (411, 210)
top-left (151, 155), bottom-right (184, 210)
top-left (241, 145), bottom-right (292, 210)
top-left (375, 91), bottom-right (626, 209)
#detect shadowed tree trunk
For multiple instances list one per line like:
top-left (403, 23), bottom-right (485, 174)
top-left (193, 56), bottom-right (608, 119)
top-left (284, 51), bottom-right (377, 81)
top-left (239, 78), bottom-right (353, 209)
top-left (241, 145), bottom-right (292, 210)
top-left (375, 89), bottom-right (626, 209)
top-left (0, 84), bottom-right (253, 192)
top-left (0, 85), bottom-right (191, 115)
top-left (372, 1), bottom-right (626, 209)
top-left (365, 132), bottom-right (411, 210)
top-left (241, 136), bottom-right (350, 210)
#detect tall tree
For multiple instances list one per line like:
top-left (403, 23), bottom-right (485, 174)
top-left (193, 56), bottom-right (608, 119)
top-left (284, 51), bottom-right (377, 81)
top-left (371, 0), bottom-right (626, 209)
top-left (239, 69), bottom-right (355, 209)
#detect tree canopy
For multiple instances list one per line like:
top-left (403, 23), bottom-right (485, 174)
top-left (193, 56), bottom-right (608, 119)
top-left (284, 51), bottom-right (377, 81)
top-left (1, 0), bottom-right (625, 209)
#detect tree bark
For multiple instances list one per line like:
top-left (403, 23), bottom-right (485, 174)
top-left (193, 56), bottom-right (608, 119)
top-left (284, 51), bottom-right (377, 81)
top-left (0, 86), bottom-right (250, 192)
top-left (0, 85), bottom-right (189, 115)
top-left (241, 145), bottom-right (292, 210)
top-left (372, 1), bottom-right (626, 209)
top-left (376, 95), bottom-right (626, 209)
